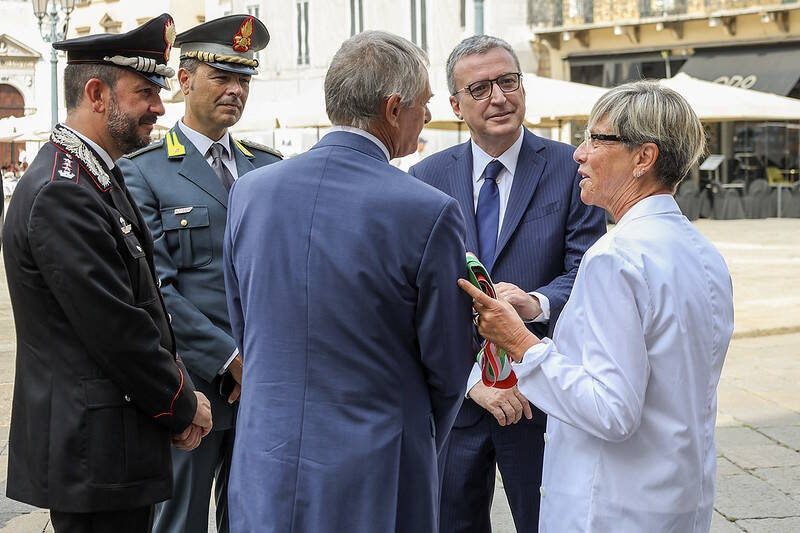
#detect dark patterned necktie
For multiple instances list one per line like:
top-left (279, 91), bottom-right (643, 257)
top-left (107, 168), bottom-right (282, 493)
top-left (208, 142), bottom-right (235, 192)
top-left (476, 159), bottom-right (505, 272)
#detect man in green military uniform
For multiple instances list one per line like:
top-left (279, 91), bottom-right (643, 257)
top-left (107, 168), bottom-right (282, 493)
top-left (117, 14), bottom-right (280, 533)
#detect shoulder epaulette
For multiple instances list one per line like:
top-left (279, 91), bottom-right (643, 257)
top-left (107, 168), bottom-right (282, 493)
top-left (49, 147), bottom-right (111, 192)
top-left (123, 139), bottom-right (164, 159)
top-left (49, 127), bottom-right (112, 192)
top-left (166, 130), bottom-right (186, 158)
top-left (236, 138), bottom-right (283, 159)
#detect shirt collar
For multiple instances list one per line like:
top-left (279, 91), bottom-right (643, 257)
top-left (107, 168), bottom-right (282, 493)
top-left (615, 194), bottom-right (681, 229)
top-left (61, 124), bottom-right (115, 170)
top-left (327, 126), bottom-right (390, 161)
top-left (178, 120), bottom-right (232, 159)
top-left (472, 127), bottom-right (524, 183)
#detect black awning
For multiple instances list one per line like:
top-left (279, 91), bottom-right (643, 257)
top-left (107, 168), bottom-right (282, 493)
top-left (679, 47), bottom-right (800, 95)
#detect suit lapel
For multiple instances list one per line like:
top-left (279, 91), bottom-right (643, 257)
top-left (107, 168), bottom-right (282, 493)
top-left (450, 142), bottom-right (479, 254)
top-left (495, 130), bottom-right (546, 263)
top-left (107, 167), bottom-right (143, 234)
top-left (174, 126), bottom-right (230, 208)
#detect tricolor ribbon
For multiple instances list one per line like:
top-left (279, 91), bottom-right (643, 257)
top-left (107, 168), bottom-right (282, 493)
top-left (466, 252), bottom-right (518, 389)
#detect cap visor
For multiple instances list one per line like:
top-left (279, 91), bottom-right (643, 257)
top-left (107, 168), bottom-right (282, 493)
top-left (206, 61), bottom-right (257, 76)
top-left (133, 69), bottom-right (169, 90)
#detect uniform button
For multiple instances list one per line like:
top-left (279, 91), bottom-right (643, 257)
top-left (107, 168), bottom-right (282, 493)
top-left (180, 219), bottom-right (188, 227)
top-left (539, 486), bottom-right (546, 498)
top-left (157, 278), bottom-right (162, 288)
top-left (543, 432), bottom-right (548, 443)
top-left (124, 394), bottom-right (131, 402)
top-left (168, 313), bottom-right (172, 323)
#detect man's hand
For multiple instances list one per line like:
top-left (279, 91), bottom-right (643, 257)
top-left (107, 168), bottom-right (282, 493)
top-left (172, 424), bottom-right (204, 451)
top-left (458, 279), bottom-right (540, 362)
top-left (228, 382), bottom-right (241, 404)
top-left (495, 282), bottom-right (542, 321)
top-left (193, 391), bottom-right (213, 437)
top-left (228, 354), bottom-right (243, 385)
top-left (469, 382), bottom-right (533, 426)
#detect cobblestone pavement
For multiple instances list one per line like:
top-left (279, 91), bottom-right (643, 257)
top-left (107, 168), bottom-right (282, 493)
top-left (0, 218), bottom-right (798, 532)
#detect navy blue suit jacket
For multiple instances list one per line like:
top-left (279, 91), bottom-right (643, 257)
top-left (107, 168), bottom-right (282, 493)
top-left (410, 128), bottom-right (606, 427)
top-left (223, 131), bottom-right (474, 532)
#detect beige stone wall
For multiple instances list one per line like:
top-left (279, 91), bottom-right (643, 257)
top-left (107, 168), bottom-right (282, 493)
top-left (538, 6), bottom-right (800, 81)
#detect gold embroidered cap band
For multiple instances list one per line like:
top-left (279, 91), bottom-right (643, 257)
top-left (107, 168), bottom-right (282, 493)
top-left (52, 14), bottom-right (176, 89)
top-left (175, 15), bottom-right (270, 76)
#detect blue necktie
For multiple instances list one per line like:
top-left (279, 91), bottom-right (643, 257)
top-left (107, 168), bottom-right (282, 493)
top-left (476, 160), bottom-right (504, 272)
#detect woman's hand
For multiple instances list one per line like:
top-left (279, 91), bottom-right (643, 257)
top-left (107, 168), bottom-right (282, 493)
top-left (458, 279), bottom-right (540, 362)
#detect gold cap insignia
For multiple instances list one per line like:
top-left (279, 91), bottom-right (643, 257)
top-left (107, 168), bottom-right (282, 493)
top-left (232, 16), bottom-right (254, 53)
top-left (164, 19), bottom-right (176, 61)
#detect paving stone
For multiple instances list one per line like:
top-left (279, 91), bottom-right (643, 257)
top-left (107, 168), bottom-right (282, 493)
top-left (492, 469), bottom-right (515, 532)
top-left (753, 466), bottom-right (800, 500)
top-left (717, 426), bottom-right (773, 448)
top-left (0, 510), bottom-right (49, 532)
top-left (737, 517), bottom-right (800, 533)
top-left (721, 444), bottom-right (800, 470)
top-left (717, 456), bottom-right (745, 476)
top-left (716, 412), bottom-right (740, 428)
top-left (760, 426), bottom-right (800, 452)
top-left (714, 472), bottom-right (800, 519)
top-left (710, 510), bottom-right (744, 532)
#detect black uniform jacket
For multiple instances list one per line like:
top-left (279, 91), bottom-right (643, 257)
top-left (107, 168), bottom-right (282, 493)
top-left (2, 126), bottom-right (198, 512)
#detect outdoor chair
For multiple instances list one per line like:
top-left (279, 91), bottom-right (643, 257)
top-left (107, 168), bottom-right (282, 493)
top-left (770, 185), bottom-right (793, 218)
top-left (743, 179), bottom-right (771, 219)
top-left (675, 180), bottom-right (702, 220)
top-left (713, 188), bottom-right (745, 220)
top-left (784, 182), bottom-right (800, 218)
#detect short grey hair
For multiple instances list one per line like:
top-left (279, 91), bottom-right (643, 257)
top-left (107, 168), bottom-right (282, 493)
top-left (589, 80), bottom-right (706, 192)
top-left (446, 35), bottom-right (521, 95)
top-left (325, 31), bottom-right (429, 130)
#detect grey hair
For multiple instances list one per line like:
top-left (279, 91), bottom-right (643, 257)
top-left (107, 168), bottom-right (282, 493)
top-left (178, 56), bottom-right (201, 74)
top-left (589, 80), bottom-right (706, 192)
top-left (325, 31), bottom-right (429, 130)
top-left (446, 35), bottom-right (521, 95)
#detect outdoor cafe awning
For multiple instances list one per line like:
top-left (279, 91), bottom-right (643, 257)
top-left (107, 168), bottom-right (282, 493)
top-left (679, 46), bottom-right (800, 96)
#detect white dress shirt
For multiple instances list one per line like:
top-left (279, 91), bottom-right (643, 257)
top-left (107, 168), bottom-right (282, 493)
top-left (513, 195), bottom-right (734, 532)
top-left (178, 120), bottom-right (239, 180)
top-left (465, 129), bottom-right (550, 395)
top-left (327, 126), bottom-right (390, 161)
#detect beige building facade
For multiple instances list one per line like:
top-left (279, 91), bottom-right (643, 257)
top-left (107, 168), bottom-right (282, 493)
top-left (529, 1), bottom-right (800, 181)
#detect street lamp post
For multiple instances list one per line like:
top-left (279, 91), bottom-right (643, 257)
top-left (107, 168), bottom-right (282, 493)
top-left (32, 0), bottom-right (75, 128)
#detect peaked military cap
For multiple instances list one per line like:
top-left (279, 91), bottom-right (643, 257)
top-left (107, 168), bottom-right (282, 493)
top-left (175, 15), bottom-right (269, 76)
top-left (53, 13), bottom-right (176, 89)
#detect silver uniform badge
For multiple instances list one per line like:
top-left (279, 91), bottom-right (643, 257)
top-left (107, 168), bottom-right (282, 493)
top-left (119, 216), bottom-right (132, 235)
top-left (58, 155), bottom-right (75, 180)
top-left (173, 206), bottom-right (193, 215)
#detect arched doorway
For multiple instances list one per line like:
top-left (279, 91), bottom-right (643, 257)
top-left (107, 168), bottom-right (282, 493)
top-left (0, 84), bottom-right (25, 173)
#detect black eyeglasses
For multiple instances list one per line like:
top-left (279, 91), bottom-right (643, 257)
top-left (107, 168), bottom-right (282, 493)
top-left (583, 129), bottom-right (630, 153)
top-left (453, 72), bottom-right (522, 101)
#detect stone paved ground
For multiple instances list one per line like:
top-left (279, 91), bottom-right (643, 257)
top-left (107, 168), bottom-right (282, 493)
top-left (0, 217), bottom-right (798, 532)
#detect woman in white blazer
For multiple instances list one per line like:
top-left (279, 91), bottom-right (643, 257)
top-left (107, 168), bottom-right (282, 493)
top-left (461, 80), bottom-right (735, 533)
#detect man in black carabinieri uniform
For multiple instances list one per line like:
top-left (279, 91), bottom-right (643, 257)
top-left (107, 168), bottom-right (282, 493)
top-left (2, 14), bottom-right (212, 533)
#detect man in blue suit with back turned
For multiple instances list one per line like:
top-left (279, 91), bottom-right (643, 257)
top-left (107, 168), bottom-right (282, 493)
top-left (118, 15), bottom-right (281, 532)
top-left (223, 30), bottom-right (473, 532)
top-left (409, 35), bottom-right (606, 532)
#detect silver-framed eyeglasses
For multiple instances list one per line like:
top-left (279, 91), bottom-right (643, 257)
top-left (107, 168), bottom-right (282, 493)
top-left (453, 72), bottom-right (522, 101)
top-left (583, 129), bottom-right (629, 153)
